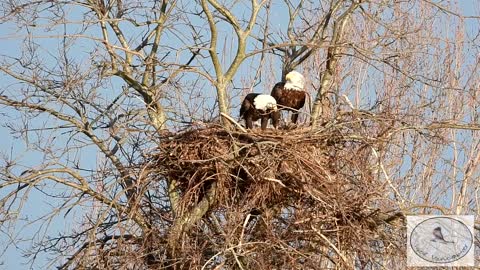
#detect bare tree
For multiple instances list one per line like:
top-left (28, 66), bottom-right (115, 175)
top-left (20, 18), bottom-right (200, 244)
top-left (199, 0), bottom-right (268, 128)
top-left (1, 0), bottom-right (480, 269)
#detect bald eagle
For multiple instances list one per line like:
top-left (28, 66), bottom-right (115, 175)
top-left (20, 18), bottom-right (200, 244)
top-left (240, 93), bottom-right (280, 130)
top-left (271, 70), bottom-right (306, 124)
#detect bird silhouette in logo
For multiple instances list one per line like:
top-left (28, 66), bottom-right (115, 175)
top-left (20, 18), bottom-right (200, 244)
top-left (431, 226), bottom-right (454, 244)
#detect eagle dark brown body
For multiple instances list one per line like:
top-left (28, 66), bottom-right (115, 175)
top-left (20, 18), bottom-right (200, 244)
top-left (240, 93), bottom-right (280, 130)
top-left (271, 82), bottom-right (306, 124)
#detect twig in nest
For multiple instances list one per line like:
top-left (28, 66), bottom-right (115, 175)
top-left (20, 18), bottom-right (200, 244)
top-left (241, 214), bottom-right (251, 242)
top-left (221, 112), bottom-right (247, 132)
top-left (312, 225), bottom-right (353, 268)
top-left (264, 177), bottom-right (286, 187)
top-left (342, 94), bottom-right (355, 110)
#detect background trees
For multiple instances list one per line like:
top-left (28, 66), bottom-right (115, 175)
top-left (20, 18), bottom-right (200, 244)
top-left (0, 0), bottom-right (479, 268)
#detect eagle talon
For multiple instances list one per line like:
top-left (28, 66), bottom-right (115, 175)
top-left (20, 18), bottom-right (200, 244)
top-left (286, 123), bottom-right (297, 130)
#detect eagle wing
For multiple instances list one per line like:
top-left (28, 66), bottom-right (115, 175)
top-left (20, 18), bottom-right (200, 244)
top-left (270, 82), bottom-right (285, 104)
top-left (239, 99), bottom-right (251, 117)
top-left (271, 82), bottom-right (306, 110)
top-left (240, 93), bottom-right (259, 117)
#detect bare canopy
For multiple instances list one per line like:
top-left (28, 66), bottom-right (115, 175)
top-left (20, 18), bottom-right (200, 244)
top-left (0, 0), bottom-right (480, 269)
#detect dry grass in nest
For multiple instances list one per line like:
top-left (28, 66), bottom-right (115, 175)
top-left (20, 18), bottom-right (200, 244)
top-left (148, 120), bottom-right (404, 269)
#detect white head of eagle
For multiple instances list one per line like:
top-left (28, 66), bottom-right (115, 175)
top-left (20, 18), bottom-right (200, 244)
top-left (253, 94), bottom-right (277, 111)
top-left (284, 70), bottom-right (305, 91)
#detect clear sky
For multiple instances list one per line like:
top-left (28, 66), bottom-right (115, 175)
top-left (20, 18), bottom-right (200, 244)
top-left (0, 1), bottom-right (479, 269)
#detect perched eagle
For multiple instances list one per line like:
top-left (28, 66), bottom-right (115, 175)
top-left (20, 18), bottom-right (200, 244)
top-left (239, 93), bottom-right (280, 130)
top-left (271, 70), bottom-right (306, 124)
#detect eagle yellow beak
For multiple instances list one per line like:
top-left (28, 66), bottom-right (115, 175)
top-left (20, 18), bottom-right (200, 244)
top-left (285, 73), bottom-right (291, 81)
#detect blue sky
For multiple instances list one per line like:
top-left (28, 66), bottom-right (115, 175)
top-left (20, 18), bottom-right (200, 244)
top-left (1, 1), bottom-right (479, 269)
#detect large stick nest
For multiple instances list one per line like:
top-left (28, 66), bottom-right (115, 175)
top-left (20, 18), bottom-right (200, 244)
top-left (148, 119), bottom-right (404, 268)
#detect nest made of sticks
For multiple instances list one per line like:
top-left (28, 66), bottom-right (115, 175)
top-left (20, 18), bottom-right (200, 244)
top-left (147, 119), bottom-right (404, 268)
